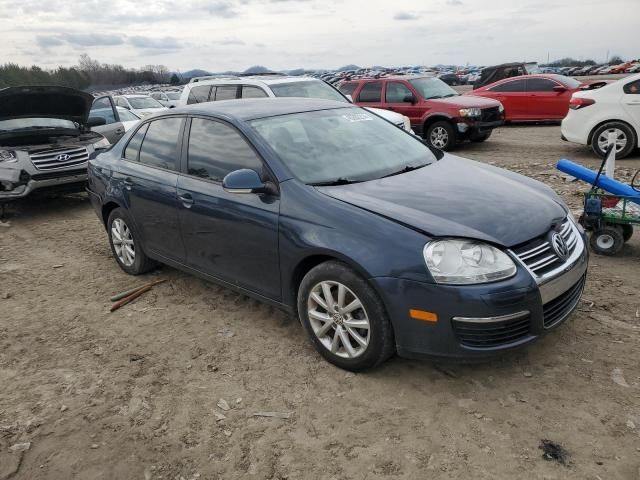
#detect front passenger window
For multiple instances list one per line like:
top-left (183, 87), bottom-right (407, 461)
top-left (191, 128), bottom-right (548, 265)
top-left (187, 118), bottom-right (263, 182)
top-left (138, 118), bottom-right (183, 170)
top-left (242, 86), bottom-right (268, 99)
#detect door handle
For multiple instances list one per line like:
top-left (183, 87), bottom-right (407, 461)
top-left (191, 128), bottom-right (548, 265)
top-left (179, 193), bottom-right (194, 208)
top-left (387, 107), bottom-right (396, 111)
top-left (123, 177), bottom-right (134, 190)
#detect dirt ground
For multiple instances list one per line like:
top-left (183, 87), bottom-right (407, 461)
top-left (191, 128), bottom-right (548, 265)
top-left (1, 125), bottom-right (639, 480)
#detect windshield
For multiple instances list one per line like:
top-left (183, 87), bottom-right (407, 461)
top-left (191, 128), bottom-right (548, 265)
top-left (117, 108), bottom-right (140, 121)
top-left (128, 97), bottom-right (164, 109)
top-left (0, 118), bottom-right (76, 131)
top-left (250, 108), bottom-right (436, 184)
top-left (553, 75), bottom-right (581, 88)
top-left (409, 78), bottom-right (458, 99)
top-left (270, 81), bottom-right (348, 103)
top-left (167, 92), bottom-right (181, 100)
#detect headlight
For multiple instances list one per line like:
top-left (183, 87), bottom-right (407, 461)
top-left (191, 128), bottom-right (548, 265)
top-left (423, 239), bottom-right (517, 284)
top-left (0, 150), bottom-right (17, 162)
top-left (498, 102), bottom-right (505, 113)
top-left (459, 108), bottom-right (481, 118)
top-left (93, 137), bottom-right (111, 149)
top-left (402, 115), bottom-right (412, 131)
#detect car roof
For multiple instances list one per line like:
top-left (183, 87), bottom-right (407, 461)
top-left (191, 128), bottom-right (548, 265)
top-left (188, 75), bottom-right (324, 88)
top-left (170, 97), bottom-right (353, 121)
top-left (120, 94), bottom-right (150, 98)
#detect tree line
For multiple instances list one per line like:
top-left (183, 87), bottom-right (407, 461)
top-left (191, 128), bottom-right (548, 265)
top-left (542, 55), bottom-right (633, 67)
top-left (0, 55), bottom-right (173, 90)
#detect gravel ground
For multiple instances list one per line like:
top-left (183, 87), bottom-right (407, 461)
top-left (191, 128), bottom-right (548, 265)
top-left (0, 125), bottom-right (639, 480)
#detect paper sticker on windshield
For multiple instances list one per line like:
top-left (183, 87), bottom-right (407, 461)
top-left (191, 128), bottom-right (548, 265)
top-left (342, 113), bottom-right (373, 123)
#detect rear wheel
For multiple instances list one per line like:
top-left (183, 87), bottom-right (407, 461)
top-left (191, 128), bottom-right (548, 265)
top-left (590, 122), bottom-right (636, 159)
top-left (297, 261), bottom-right (395, 371)
top-left (425, 121), bottom-right (457, 151)
top-left (589, 225), bottom-right (624, 256)
top-left (107, 208), bottom-right (157, 275)
top-left (622, 224), bottom-right (634, 243)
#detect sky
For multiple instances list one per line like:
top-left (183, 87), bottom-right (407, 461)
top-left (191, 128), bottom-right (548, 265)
top-left (2, 0), bottom-right (638, 72)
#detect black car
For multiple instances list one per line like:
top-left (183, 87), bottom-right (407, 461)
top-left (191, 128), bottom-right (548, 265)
top-left (87, 98), bottom-right (588, 371)
top-left (438, 73), bottom-right (463, 86)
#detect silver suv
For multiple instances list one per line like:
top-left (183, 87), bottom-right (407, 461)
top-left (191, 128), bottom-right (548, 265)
top-left (178, 74), bottom-right (413, 131)
top-left (0, 86), bottom-right (109, 201)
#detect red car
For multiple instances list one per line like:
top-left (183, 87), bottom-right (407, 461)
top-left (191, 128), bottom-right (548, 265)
top-left (339, 76), bottom-right (504, 150)
top-left (467, 74), bottom-right (588, 122)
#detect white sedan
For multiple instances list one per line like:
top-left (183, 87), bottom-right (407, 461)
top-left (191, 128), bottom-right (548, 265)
top-left (114, 95), bottom-right (167, 118)
top-left (561, 73), bottom-right (640, 159)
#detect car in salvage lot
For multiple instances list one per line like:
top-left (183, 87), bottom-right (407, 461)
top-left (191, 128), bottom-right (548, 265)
top-left (467, 74), bottom-right (609, 122)
top-left (0, 85), bottom-right (110, 201)
top-left (561, 73), bottom-right (640, 159)
top-left (87, 98), bottom-right (587, 370)
top-left (339, 75), bottom-right (504, 150)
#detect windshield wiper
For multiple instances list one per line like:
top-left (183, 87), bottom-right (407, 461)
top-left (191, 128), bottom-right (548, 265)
top-left (442, 93), bottom-right (459, 98)
top-left (425, 95), bottom-right (444, 99)
top-left (309, 178), bottom-right (361, 187)
top-left (381, 164), bottom-right (428, 179)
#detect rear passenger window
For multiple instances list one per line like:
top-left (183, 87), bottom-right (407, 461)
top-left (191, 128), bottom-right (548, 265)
top-left (124, 124), bottom-right (148, 161)
top-left (187, 118), bottom-right (262, 182)
top-left (187, 85), bottom-right (212, 105)
top-left (242, 86), bottom-right (268, 98)
top-left (215, 86), bottom-right (238, 101)
top-left (526, 78), bottom-right (557, 92)
top-left (358, 82), bottom-right (382, 102)
top-left (138, 118), bottom-right (183, 170)
top-left (338, 82), bottom-right (357, 97)
top-left (490, 79), bottom-right (526, 92)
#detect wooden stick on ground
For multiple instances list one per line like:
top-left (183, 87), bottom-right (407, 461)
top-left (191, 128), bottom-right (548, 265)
top-left (110, 285), bottom-right (153, 312)
top-left (109, 279), bottom-right (166, 302)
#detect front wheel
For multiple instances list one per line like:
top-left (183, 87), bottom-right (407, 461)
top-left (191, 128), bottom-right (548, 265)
top-left (425, 121), bottom-right (457, 151)
top-left (589, 225), bottom-right (624, 256)
top-left (297, 261), bottom-right (395, 371)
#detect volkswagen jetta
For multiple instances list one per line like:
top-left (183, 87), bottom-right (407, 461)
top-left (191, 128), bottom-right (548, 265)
top-left (87, 98), bottom-right (587, 371)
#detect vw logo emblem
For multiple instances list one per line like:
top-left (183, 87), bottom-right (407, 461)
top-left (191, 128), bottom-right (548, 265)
top-left (551, 232), bottom-right (569, 260)
top-left (55, 154), bottom-right (71, 162)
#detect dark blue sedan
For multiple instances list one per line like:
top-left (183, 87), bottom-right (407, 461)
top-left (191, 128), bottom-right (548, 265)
top-left (87, 98), bottom-right (588, 370)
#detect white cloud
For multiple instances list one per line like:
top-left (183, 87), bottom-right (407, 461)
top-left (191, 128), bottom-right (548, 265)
top-left (1, 0), bottom-right (638, 71)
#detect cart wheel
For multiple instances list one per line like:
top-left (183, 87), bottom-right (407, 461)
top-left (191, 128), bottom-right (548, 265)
top-left (621, 225), bottom-right (633, 243)
top-left (589, 226), bottom-right (624, 255)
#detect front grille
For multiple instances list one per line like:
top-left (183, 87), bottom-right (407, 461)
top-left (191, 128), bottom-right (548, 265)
top-left (453, 313), bottom-right (531, 349)
top-left (481, 106), bottom-right (501, 122)
top-left (543, 276), bottom-right (585, 328)
top-left (513, 219), bottom-right (579, 277)
top-left (30, 146), bottom-right (89, 171)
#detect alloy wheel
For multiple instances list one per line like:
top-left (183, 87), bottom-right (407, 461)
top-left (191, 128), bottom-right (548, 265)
top-left (111, 218), bottom-right (135, 266)
top-left (307, 281), bottom-right (371, 359)
top-left (430, 126), bottom-right (449, 149)
top-left (597, 128), bottom-right (627, 153)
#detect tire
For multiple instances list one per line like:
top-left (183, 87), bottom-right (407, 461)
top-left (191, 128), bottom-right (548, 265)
top-left (297, 261), bottom-right (395, 371)
top-left (425, 121), bottom-right (457, 151)
top-left (590, 122), bottom-right (636, 159)
top-left (589, 225), bottom-right (624, 256)
top-left (107, 208), bottom-right (157, 275)
top-left (471, 132), bottom-right (492, 143)
top-left (622, 224), bottom-right (634, 243)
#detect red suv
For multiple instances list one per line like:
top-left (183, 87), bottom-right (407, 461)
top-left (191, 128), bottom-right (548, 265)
top-left (339, 76), bottom-right (504, 150)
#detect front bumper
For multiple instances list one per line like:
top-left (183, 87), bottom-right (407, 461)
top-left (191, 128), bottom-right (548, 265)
top-left (373, 233), bottom-right (588, 359)
top-left (0, 169), bottom-right (88, 200)
top-left (456, 119), bottom-right (504, 137)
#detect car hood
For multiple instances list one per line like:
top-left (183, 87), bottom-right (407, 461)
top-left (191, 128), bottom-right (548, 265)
top-left (0, 85), bottom-right (94, 125)
top-left (365, 107), bottom-right (403, 123)
top-left (429, 95), bottom-right (500, 108)
top-left (317, 155), bottom-right (566, 248)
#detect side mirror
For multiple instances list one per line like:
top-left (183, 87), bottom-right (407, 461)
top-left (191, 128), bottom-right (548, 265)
top-left (87, 117), bottom-right (107, 127)
top-left (345, 94), bottom-right (354, 103)
top-left (553, 85), bottom-right (567, 93)
top-left (403, 94), bottom-right (417, 104)
top-left (223, 169), bottom-right (269, 194)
